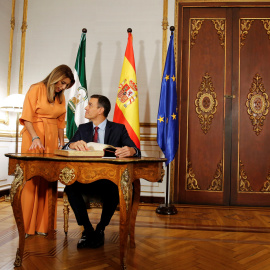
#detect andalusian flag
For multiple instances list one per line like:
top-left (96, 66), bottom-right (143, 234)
top-left (66, 29), bottom-right (88, 140)
top-left (113, 29), bottom-right (140, 149)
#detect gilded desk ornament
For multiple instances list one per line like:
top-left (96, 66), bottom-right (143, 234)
top-left (187, 161), bottom-right (201, 190)
top-left (10, 164), bottom-right (24, 205)
top-left (208, 160), bottom-right (223, 191)
top-left (190, 19), bottom-right (204, 48)
top-left (261, 20), bottom-right (270, 39)
top-left (260, 172), bottom-right (270, 192)
top-left (240, 19), bottom-right (254, 48)
top-left (211, 19), bottom-right (225, 49)
top-left (195, 73), bottom-right (218, 134)
top-left (246, 74), bottom-right (269, 136)
top-left (63, 192), bottom-right (70, 234)
top-left (59, 167), bottom-right (75, 185)
top-left (14, 248), bottom-right (22, 267)
top-left (239, 160), bottom-right (253, 192)
top-left (161, 167), bottom-right (165, 181)
top-left (120, 168), bottom-right (132, 212)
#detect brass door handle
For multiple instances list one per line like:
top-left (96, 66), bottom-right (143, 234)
top-left (224, 95), bottom-right (235, 99)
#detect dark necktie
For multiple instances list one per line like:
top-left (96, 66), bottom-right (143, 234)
top-left (93, 126), bottom-right (99, 142)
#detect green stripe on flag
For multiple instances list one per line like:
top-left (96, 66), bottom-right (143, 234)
top-left (66, 32), bottom-right (88, 140)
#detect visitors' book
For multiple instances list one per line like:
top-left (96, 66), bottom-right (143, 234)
top-left (54, 142), bottom-right (117, 158)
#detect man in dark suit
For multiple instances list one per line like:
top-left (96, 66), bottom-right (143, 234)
top-left (64, 94), bottom-right (141, 249)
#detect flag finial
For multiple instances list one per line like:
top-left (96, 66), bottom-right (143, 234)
top-left (82, 28), bottom-right (87, 33)
top-left (127, 28), bottom-right (132, 33)
top-left (170, 26), bottom-right (175, 33)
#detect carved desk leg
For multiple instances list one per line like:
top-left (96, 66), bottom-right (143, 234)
top-left (119, 166), bottom-right (133, 270)
top-left (129, 178), bottom-right (140, 248)
top-left (47, 181), bottom-right (58, 239)
top-left (63, 191), bottom-right (69, 235)
top-left (10, 164), bottom-right (25, 267)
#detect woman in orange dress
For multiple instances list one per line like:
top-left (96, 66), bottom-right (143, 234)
top-left (19, 64), bottom-right (75, 236)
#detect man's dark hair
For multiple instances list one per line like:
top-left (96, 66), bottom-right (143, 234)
top-left (91, 94), bottom-right (111, 117)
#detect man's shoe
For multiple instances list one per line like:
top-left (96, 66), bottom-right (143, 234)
top-left (77, 230), bottom-right (94, 249)
top-left (92, 229), bottom-right (104, 248)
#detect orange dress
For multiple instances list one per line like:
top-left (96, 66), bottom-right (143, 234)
top-left (19, 82), bottom-right (66, 234)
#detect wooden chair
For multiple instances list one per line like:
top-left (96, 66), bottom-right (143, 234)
top-left (62, 192), bottom-right (103, 235)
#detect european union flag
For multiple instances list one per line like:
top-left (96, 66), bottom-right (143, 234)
top-left (157, 30), bottom-right (179, 166)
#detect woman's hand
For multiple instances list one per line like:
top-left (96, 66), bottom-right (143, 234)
top-left (29, 138), bottom-right (45, 151)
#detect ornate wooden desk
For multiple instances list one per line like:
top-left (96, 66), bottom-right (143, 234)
top-left (5, 153), bottom-right (165, 269)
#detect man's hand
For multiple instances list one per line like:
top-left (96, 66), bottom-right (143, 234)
top-left (69, 140), bottom-right (89, 151)
top-left (115, 146), bottom-right (136, 158)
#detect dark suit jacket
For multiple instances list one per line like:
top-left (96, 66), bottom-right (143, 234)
top-left (64, 120), bottom-right (141, 157)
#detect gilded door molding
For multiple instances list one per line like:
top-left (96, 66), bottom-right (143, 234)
top-left (187, 161), bottom-right (200, 190)
top-left (239, 160), bottom-right (253, 192)
top-left (261, 172), bottom-right (270, 192)
top-left (240, 19), bottom-right (254, 48)
top-left (212, 19), bottom-right (226, 48)
top-left (195, 73), bottom-right (218, 134)
top-left (208, 160), bottom-right (223, 191)
top-left (190, 19), bottom-right (204, 48)
top-left (261, 19), bottom-right (270, 39)
top-left (246, 73), bottom-right (269, 136)
top-left (187, 160), bottom-right (223, 192)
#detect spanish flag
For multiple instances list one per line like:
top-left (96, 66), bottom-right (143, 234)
top-left (113, 29), bottom-right (140, 149)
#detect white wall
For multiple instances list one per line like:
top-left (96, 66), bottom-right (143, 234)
top-left (0, 0), bottom-right (176, 197)
top-left (22, 0), bottom-right (163, 123)
top-left (0, 1), bottom-right (12, 121)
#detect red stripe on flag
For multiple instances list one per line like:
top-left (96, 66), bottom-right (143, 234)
top-left (114, 104), bottom-right (140, 149)
top-left (125, 33), bottom-right (136, 72)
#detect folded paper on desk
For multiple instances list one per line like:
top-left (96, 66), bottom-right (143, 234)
top-left (54, 142), bottom-right (117, 158)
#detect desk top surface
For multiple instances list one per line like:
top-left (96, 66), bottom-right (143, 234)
top-left (5, 153), bottom-right (167, 164)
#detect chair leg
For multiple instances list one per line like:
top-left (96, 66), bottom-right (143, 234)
top-left (63, 191), bottom-right (69, 235)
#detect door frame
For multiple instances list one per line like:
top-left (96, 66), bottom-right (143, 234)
top-left (172, 0), bottom-right (270, 204)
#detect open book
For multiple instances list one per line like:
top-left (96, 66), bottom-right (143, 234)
top-left (54, 142), bottom-right (117, 158)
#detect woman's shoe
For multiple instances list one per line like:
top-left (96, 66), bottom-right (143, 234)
top-left (36, 232), bottom-right (48, 236)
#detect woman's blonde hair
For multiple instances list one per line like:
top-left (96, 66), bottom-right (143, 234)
top-left (41, 64), bottom-right (75, 103)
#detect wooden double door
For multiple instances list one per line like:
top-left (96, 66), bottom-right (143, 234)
top-left (173, 3), bottom-right (270, 206)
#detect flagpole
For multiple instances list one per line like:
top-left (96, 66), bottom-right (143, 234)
top-left (156, 26), bottom-right (178, 215)
top-left (156, 164), bottom-right (177, 215)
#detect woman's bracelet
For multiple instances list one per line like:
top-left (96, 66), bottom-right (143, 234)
top-left (32, 136), bottom-right (40, 142)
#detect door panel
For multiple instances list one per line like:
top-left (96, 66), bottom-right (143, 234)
top-left (176, 8), bottom-right (231, 205)
top-left (231, 8), bottom-right (270, 206)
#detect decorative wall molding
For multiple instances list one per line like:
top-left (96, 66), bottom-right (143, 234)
top-left (162, 0), bottom-right (169, 72)
top-left (18, 0), bottom-right (28, 94)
